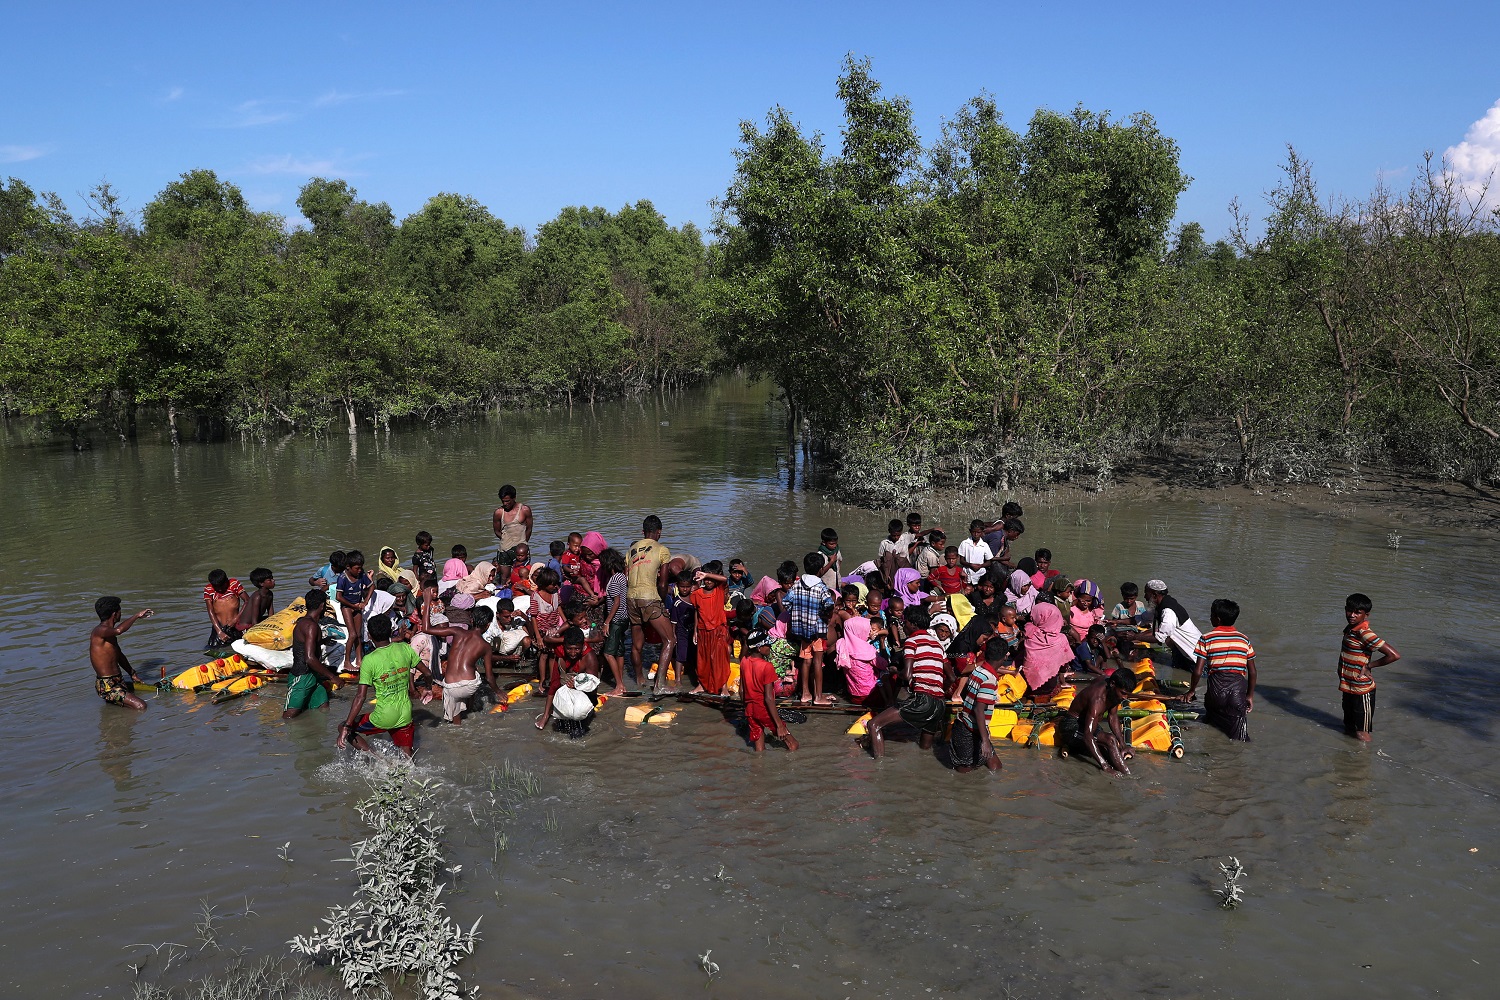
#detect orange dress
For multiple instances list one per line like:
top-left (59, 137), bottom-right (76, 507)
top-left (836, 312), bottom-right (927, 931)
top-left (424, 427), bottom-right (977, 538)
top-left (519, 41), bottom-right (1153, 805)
top-left (689, 587), bottom-right (732, 694)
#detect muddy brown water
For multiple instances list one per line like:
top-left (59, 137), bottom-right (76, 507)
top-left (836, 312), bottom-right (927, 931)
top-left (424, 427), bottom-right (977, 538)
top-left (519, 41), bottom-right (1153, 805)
top-left (1, 380), bottom-right (1495, 998)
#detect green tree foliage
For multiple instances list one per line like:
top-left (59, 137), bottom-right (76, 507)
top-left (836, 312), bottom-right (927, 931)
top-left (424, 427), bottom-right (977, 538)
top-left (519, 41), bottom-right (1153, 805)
top-left (0, 172), bottom-right (716, 445)
top-left (709, 59), bottom-right (1500, 501)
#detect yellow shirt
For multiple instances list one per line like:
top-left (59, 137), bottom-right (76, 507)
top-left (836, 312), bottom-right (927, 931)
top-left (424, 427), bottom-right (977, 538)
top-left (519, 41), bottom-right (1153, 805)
top-left (626, 538), bottom-right (670, 601)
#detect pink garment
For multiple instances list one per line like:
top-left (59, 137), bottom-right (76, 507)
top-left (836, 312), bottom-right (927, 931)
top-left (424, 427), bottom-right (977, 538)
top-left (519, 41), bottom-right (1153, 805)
top-left (442, 558), bottom-right (470, 582)
top-left (1030, 571), bottom-right (1046, 590)
top-left (749, 575), bottom-right (782, 606)
top-left (768, 618), bottom-right (788, 639)
top-left (581, 531), bottom-right (608, 557)
top-left (1022, 602), bottom-right (1074, 690)
top-left (834, 616), bottom-right (878, 699)
top-left (1069, 605), bottom-right (1100, 636)
top-left (893, 568), bottom-right (922, 602)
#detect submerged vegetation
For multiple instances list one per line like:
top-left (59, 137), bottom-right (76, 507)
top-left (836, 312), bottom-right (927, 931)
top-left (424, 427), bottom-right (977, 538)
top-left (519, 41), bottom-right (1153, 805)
top-left (2, 57), bottom-right (1497, 500)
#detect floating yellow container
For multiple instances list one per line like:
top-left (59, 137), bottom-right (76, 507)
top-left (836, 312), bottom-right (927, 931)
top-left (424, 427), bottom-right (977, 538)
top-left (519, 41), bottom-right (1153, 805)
top-left (170, 654), bottom-right (247, 690)
top-left (1009, 719), bottom-right (1057, 746)
top-left (1129, 713), bottom-right (1174, 752)
top-left (988, 708), bottom-right (1018, 740)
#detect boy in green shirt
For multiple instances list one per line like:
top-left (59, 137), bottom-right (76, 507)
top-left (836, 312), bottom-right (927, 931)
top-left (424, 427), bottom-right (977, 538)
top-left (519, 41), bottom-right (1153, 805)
top-left (337, 615), bottom-right (423, 756)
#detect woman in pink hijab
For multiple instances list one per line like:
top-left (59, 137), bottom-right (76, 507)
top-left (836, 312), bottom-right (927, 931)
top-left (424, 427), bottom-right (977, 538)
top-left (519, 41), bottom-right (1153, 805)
top-left (1022, 601), bottom-right (1074, 693)
top-left (834, 614), bottom-right (879, 702)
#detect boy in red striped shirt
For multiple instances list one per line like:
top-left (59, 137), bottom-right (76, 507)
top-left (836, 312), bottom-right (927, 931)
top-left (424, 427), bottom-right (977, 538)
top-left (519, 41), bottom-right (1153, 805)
top-left (1337, 593), bottom-right (1400, 742)
top-left (1186, 598), bottom-right (1256, 742)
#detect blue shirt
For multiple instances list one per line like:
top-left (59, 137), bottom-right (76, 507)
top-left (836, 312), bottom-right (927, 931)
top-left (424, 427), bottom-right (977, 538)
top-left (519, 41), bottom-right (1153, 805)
top-left (784, 576), bottom-right (834, 639)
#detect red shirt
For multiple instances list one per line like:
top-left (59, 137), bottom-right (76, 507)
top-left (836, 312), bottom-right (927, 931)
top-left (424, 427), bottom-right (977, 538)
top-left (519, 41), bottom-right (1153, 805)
top-left (689, 586), bottom-right (727, 630)
top-left (740, 654), bottom-right (778, 721)
top-left (930, 564), bottom-right (965, 595)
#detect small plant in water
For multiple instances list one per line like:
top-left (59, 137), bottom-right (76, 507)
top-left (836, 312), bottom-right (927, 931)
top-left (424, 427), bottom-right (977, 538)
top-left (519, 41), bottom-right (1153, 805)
top-left (698, 949), bottom-right (720, 982)
top-left (290, 762), bottom-right (481, 999)
top-left (1214, 857), bottom-right (1246, 909)
top-left (276, 841), bottom-right (293, 863)
top-left (1386, 531), bottom-right (1401, 550)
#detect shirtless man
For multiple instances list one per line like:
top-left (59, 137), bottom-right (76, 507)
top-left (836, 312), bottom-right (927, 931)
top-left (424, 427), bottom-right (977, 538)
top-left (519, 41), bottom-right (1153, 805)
top-left (90, 596), bottom-right (154, 710)
top-left (421, 604), bottom-right (497, 725)
top-left (493, 484), bottom-right (534, 558)
top-left (283, 590), bottom-right (343, 719)
top-left (627, 515), bottom-right (677, 697)
top-left (1057, 668), bottom-right (1137, 776)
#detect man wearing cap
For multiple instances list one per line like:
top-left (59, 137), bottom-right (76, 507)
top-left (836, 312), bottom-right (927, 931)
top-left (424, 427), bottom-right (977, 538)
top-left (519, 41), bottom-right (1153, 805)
top-left (1143, 580), bottom-right (1202, 672)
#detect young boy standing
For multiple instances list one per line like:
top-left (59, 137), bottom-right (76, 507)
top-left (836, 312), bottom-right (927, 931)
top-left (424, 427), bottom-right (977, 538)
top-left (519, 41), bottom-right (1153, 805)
top-left (90, 597), bottom-right (155, 709)
top-left (785, 552), bottom-right (836, 704)
top-left (950, 651), bottom-right (1002, 773)
top-left (336, 551), bottom-right (373, 671)
top-left (235, 568), bottom-right (276, 633)
top-left (815, 528), bottom-right (842, 591)
top-left (203, 569), bottom-right (246, 649)
top-left (957, 519), bottom-right (994, 585)
top-left (1186, 598), bottom-right (1256, 742)
top-left (411, 532), bottom-right (436, 581)
top-left (929, 547), bottom-right (967, 595)
top-left (1338, 593), bottom-right (1400, 742)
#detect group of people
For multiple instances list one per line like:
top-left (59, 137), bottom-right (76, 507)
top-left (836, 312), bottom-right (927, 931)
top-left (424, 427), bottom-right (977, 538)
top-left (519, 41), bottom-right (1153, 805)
top-left (88, 488), bottom-right (1402, 772)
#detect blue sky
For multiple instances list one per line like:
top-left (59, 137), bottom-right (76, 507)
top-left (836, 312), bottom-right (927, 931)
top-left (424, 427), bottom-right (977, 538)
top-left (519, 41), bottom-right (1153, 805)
top-left (4, 2), bottom-right (1499, 240)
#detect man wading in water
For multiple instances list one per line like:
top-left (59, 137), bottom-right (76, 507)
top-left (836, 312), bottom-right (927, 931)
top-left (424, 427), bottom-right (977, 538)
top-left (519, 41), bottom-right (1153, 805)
top-left (90, 596), bottom-right (155, 710)
top-left (627, 515), bottom-right (677, 697)
top-left (1057, 668), bottom-right (1137, 776)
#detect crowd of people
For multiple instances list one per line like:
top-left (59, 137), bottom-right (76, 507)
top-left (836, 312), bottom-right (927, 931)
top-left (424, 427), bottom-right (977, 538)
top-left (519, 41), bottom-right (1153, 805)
top-left (87, 487), bottom-right (1402, 774)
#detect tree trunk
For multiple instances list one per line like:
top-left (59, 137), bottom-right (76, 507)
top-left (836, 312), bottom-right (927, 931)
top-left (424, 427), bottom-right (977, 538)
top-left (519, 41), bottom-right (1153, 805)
top-left (345, 401), bottom-right (357, 435)
top-left (167, 401), bottom-right (180, 448)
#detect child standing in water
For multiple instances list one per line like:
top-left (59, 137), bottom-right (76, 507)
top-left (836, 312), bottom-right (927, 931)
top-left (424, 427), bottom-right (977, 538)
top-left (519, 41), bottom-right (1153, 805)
top-left (236, 568), bottom-right (276, 633)
top-left (1337, 592), bottom-right (1401, 742)
top-left (203, 569), bottom-right (246, 649)
top-left (90, 596), bottom-right (155, 708)
top-left (336, 551), bottom-right (373, 670)
top-left (740, 631), bottom-right (799, 752)
top-left (411, 531), bottom-right (436, 581)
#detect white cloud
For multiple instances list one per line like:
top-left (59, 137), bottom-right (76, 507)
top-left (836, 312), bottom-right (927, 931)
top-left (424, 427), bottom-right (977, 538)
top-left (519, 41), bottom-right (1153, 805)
top-left (164, 86), bottom-right (184, 102)
top-left (244, 154), bottom-right (343, 175)
top-left (228, 99), bottom-right (295, 128)
top-left (0, 144), bottom-right (50, 163)
top-left (313, 88), bottom-right (404, 108)
top-left (1445, 98), bottom-right (1500, 205)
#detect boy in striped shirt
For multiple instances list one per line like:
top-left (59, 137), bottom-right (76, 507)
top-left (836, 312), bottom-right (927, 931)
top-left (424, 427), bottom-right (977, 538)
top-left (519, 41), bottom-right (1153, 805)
top-left (863, 606), bottom-right (951, 759)
top-left (950, 649), bottom-right (1004, 773)
top-left (1186, 598), bottom-right (1256, 742)
top-left (1337, 593), bottom-right (1400, 742)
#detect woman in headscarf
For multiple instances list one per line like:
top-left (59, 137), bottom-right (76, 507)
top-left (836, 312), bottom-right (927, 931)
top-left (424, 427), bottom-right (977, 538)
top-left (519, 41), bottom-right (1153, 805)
top-left (1007, 570), bottom-right (1036, 614)
top-left (375, 546), bottom-right (403, 585)
top-left (1022, 602), bottom-right (1074, 694)
top-left (930, 612), bottom-right (960, 652)
top-left (834, 614), bottom-right (880, 704)
top-left (455, 561), bottom-right (496, 599)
